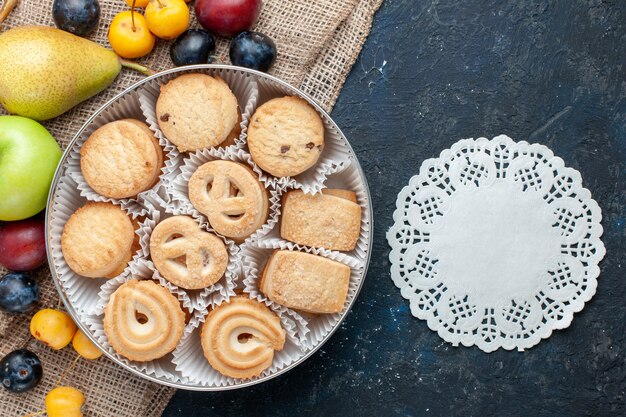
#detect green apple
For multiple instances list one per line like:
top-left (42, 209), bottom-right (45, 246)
top-left (0, 116), bottom-right (62, 220)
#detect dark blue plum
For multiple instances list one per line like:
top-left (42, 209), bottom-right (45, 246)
top-left (0, 272), bottom-right (39, 314)
top-left (0, 349), bottom-right (43, 393)
top-left (52, 0), bottom-right (100, 37)
top-left (229, 31), bottom-right (277, 72)
top-left (170, 29), bottom-right (216, 66)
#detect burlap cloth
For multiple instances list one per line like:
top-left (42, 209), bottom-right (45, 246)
top-left (0, 0), bottom-right (382, 415)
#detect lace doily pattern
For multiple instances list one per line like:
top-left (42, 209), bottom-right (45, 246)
top-left (387, 135), bottom-right (605, 352)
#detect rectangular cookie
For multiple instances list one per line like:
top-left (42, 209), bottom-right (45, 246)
top-left (259, 251), bottom-right (350, 314)
top-left (280, 189), bottom-right (361, 251)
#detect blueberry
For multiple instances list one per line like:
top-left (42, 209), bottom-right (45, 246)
top-left (170, 29), bottom-right (216, 66)
top-left (52, 0), bottom-right (100, 37)
top-left (0, 349), bottom-right (43, 393)
top-left (229, 31), bottom-right (277, 72)
top-left (0, 272), bottom-right (39, 314)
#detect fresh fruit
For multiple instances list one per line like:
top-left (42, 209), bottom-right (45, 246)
top-left (0, 272), bottom-right (39, 313)
top-left (170, 29), bottom-right (215, 66)
top-left (52, 0), bottom-right (100, 37)
top-left (195, 0), bottom-right (261, 37)
top-left (0, 349), bottom-right (43, 393)
top-left (229, 31), bottom-right (276, 72)
top-left (125, 0), bottom-right (150, 7)
top-left (0, 217), bottom-right (47, 271)
top-left (72, 329), bottom-right (102, 360)
top-left (108, 10), bottom-right (155, 59)
top-left (30, 309), bottom-right (77, 350)
top-left (145, 0), bottom-right (190, 40)
top-left (46, 386), bottom-right (85, 417)
top-left (0, 26), bottom-right (152, 121)
top-left (0, 116), bottom-right (62, 221)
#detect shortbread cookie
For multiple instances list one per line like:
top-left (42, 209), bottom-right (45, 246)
top-left (260, 251), bottom-right (350, 314)
top-left (80, 119), bottom-right (163, 199)
top-left (61, 202), bottom-right (136, 278)
top-left (201, 296), bottom-right (285, 379)
top-left (188, 160), bottom-right (269, 242)
top-left (150, 216), bottom-right (228, 289)
top-left (281, 189), bottom-right (361, 251)
top-left (104, 280), bottom-right (185, 362)
top-left (156, 74), bottom-right (239, 152)
top-left (247, 96), bottom-right (324, 177)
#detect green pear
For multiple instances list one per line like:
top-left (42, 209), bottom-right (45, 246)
top-left (0, 26), bottom-right (150, 121)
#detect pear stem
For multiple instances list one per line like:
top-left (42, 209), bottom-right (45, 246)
top-left (119, 58), bottom-right (156, 76)
top-left (0, 0), bottom-right (18, 31)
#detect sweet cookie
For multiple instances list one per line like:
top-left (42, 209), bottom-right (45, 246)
top-left (260, 251), bottom-right (350, 314)
top-left (156, 74), bottom-right (239, 152)
top-left (281, 189), bottom-right (361, 251)
top-left (247, 96), bottom-right (324, 177)
top-left (200, 296), bottom-right (285, 379)
top-left (188, 160), bottom-right (269, 242)
top-left (80, 119), bottom-right (163, 199)
top-left (150, 216), bottom-right (228, 290)
top-left (104, 279), bottom-right (185, 362)
top-left (61, 202), bottom-right (137, 278)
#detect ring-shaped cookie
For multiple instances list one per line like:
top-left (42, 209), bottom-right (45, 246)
top-left (200, 296), bottom-right (285, 379)
top-left (103, 280), bottom-right (185, 362)
top-left (188, 161), bottom-right (269, 242)
top-left (150, 216), bottom-right (228, 290)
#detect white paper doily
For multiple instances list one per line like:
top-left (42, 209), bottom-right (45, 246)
top-left (387, 135), bottom-right (605, 352)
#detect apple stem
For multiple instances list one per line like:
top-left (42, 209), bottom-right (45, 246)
top-left (119, 58), bottom-right (156, 76)
top-left (0, 0), bottom-right (18, 32)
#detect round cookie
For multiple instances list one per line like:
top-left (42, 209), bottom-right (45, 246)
top-left (247, 96), bottom-right (324, 177)
top-left (104, 279), bottom-right (185, 362)
top-left (80, 119), bottom-right (163, 199)
top-left (200, 296), bottom-right (285, 379)
top-left (156, 73), bottom-right (239, 152)
top-left (61, 202), bottom-right (136, 278)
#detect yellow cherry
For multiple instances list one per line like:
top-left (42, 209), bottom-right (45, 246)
top-left (30, 309), bottom-right (77, 350)
top-left (125, 0), bottom-right (150, 7)
top-left (46, 386), bottom-right (85, 417)
top-left (108, 10), bottom-right (156, 59)
top-left (145, 0), bottom-right (190, 40)
top-left (72, 329), bottom-right (103, 360)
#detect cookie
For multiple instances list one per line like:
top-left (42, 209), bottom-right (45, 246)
top-left (247, 96), bottom-right (324, 177)
top-left (281, 189), bottom-right (361, 251)
top-left (61, 202), bottom-right (137, 278)
top-left (103, 279), bottom-right (185, 362)
top-left (156, 73), bottom-right (239, 152)
top-left (188, 160), bottom-right (269, 242)
top-left (150, 216), bottom-right (228, 289)
top-left (80, 119), bottom-right (163, 199)
top-left (260, 251), bottom-right (350, 314)
top-left (200, 296), bottom-right (285, 379)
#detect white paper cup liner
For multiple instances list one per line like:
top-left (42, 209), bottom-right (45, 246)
top-left (64, 91), bottom-right (175, 217)
top-left (137, 67), bottom-right (259, 160)
top-left (171, 292), bottom-right (307, 386)
top-left (48, 174), bottom-right (149, 315)
top-left (254, 165), bottom-right (371, 264)
top-left (239, 76), bottom-right (352, 194)
top-left (169, 147), bottom-right (284, 244)
top-left (241, 244), bottom-right (362, 347)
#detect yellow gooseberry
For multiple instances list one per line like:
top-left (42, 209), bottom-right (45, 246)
top-left (145, 0), bottom-right (190, 40)
top-left (108, 10), bottom-right (156, 59)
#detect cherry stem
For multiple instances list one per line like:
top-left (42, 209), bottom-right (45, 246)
top-left (0, 0), bottom-right (18, 31)
top-left (55, 354), bottom-right (81, 387)
top-left (119, 58), bottom-right (156, 76)
top-left (21, 411), bottom-right (45, 417)
top-left (130, 0), bottom-right (136, 32)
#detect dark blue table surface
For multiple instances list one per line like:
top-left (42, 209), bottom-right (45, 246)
top-left (164, 1), bottom-right (626, 415)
